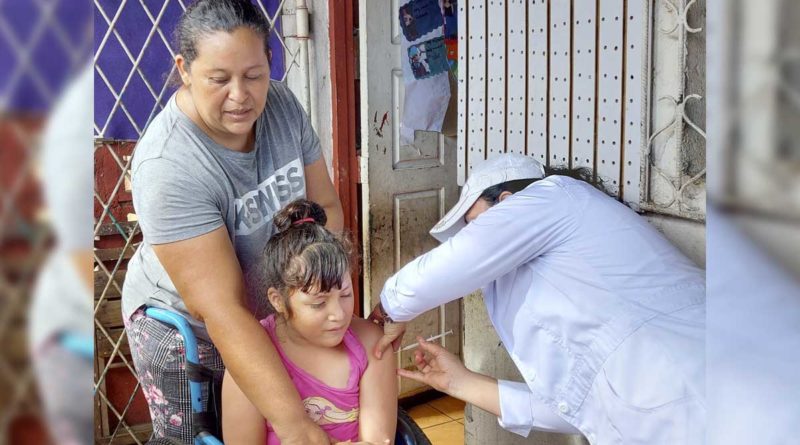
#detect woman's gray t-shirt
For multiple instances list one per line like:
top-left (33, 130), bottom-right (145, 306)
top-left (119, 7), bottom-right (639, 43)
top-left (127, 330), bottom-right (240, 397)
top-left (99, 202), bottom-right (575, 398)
top-left (122, 82), bottom-right (321, 340)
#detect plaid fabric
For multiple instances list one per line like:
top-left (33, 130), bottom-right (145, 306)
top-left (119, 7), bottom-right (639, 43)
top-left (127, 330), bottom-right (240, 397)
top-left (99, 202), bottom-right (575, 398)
top-left (126, 310), bottom-right (225, 444)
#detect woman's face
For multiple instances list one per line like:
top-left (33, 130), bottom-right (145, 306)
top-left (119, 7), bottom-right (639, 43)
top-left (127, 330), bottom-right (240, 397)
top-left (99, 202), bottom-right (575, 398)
top-left (177, 27), bottom-right (270, 146)
top-left (283, 274), bottom-right (355, 348)
top-left (464, 191), bottom-right (514, 224)
top-left (464, 198), bottom-right (493, 223)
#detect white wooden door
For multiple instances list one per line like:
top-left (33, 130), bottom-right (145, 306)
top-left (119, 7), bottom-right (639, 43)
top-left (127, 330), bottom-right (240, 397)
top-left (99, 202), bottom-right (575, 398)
top-left (359, 0), bottom-right (462, 397)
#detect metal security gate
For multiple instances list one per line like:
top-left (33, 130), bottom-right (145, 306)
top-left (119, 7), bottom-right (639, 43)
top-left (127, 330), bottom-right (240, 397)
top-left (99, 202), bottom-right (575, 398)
top-left (0, 0), bottom-right (92, 442)
top-left (93, 1), bottom-right (314, 442)
top-left (711, 0), bottom-right (800, 221)
top-left (456, 0), bottom-right (706, 221)
top-left (0, 116), bottom-right (50, 443)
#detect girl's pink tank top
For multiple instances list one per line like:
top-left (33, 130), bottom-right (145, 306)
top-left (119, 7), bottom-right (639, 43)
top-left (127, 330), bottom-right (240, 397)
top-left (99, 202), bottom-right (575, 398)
top-left (260, 315), bottom-right (367, 444)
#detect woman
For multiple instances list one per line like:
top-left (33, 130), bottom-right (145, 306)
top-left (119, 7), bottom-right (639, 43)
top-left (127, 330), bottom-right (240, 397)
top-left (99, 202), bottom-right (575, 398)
top-left (370, 154), bottom-right (705, 444)
top-left (121, 1), bottom-right (341, 443)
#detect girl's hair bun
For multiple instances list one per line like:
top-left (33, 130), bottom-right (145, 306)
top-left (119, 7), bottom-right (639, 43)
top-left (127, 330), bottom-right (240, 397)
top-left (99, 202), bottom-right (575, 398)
top-left (273, 199), bottom-right (327, 233)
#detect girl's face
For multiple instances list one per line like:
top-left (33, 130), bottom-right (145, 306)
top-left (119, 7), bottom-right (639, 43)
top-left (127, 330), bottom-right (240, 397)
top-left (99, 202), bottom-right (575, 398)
top-left (176, 27), bottom-right (270, 148)
top-left (281, 274), bottom-right (355, 348)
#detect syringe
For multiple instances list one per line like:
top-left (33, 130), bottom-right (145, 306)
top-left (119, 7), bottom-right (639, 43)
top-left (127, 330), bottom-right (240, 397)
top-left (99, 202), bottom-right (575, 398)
top-left (397, 330), bottom-right (454, 352)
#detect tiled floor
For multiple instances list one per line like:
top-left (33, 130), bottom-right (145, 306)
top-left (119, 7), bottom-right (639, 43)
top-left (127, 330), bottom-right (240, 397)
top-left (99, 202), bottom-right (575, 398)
top-left (407, 395), bottom-right (466, 445)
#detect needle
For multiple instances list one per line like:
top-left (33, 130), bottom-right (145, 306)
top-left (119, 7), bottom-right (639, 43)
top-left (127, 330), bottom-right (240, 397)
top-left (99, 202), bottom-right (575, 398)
top-left (397, 330), bottom-right (454, 352)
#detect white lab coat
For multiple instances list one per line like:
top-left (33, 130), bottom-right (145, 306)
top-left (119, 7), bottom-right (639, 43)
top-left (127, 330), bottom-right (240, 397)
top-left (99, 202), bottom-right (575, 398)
top-left (381, 176), bottom-right (705, 444)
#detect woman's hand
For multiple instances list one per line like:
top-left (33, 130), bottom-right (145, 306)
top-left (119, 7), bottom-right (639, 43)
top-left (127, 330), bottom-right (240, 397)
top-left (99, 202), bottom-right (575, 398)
top-left (396, 337), bottom-right (473, 396)
top-left (398, 337), bottom-right (503, 419)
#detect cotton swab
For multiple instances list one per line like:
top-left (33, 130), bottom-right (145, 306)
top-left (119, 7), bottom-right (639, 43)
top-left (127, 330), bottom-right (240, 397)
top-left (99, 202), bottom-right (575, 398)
top-left (397, 330), bottom-right (454, 353)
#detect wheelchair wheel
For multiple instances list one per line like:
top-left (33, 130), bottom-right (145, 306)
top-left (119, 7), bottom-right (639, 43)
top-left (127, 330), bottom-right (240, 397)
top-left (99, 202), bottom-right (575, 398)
top-left (395, 407), bottom-right (432, 445)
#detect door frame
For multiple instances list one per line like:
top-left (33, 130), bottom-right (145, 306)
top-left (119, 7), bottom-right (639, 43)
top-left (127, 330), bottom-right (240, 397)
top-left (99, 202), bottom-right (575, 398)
top-left (328, 0), bottom-right (361, 314)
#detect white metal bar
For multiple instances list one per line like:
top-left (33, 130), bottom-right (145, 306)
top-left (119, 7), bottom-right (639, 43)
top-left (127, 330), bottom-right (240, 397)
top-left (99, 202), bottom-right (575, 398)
top-left (572, 0), bottom-right (597, 171)
top-left (486, 0), bottom-right (507, 160)
top-left (623, 0), bottom-right (645, 207)
top-left (549, 0), bottom-right (571, 167)
top-left (467, 0), bottom-right (487, 176)
top-left (457, 0), bottom-right (468, 185)
top-left (527, 0), bottom-right (548, 163)
top-left (596, 0), bottom-right (625, 197)
top-left (506, 0), bottom-right (527, 154)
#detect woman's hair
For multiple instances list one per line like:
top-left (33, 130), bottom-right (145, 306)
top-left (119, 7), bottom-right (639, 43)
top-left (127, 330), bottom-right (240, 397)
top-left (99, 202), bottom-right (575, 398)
top-left (175, 0), bottom-right (271, 70)
top-left (478, 166), bottom-right (608, 204)
top-left (263, 199), bottom-right (353, 318)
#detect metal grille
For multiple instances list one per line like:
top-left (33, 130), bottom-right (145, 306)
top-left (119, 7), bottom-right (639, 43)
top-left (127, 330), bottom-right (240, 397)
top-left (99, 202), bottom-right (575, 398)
top-left (93, 0), bottom-right (293, 140)
top-left (456, 0), bottom-right (647, 205)
top-left (456, 0), bottom-right (706, 220)
top-left (0, 0), bottom-right (92, 112)
top-left (93, 1), bottom-right (310, 443)
top-left (713, 0), bottom-right (800, 219)
top-left (0, 0), bottom-right (91, 442)
top-left (641, 0), bottom-right (706, 220)
top-left (0, 119), bottom-right (49, 444)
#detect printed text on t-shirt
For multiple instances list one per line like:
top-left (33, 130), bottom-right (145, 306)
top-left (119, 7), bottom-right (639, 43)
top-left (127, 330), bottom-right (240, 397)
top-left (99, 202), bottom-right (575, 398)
top-left (234, 158), bottom-right (305, 235)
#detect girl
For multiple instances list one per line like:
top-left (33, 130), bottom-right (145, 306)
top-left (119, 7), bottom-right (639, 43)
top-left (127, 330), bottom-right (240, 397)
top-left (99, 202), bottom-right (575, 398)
top-left (222, 200), bottom-right (397, 445)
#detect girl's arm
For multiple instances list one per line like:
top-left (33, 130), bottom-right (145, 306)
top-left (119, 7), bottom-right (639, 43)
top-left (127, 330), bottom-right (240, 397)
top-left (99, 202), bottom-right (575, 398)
top-left (351, 318), bottom-right (398, 444)
top-left (221, 369), bottom-right (266, 444)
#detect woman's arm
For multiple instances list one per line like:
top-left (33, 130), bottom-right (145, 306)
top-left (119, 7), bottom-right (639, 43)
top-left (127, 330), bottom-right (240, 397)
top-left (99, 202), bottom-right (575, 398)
top-left (222, 370), bottom-right (266, 444)
top-left (350, 318), bottom-right (398, 444)
top-left (304, 157), bottom-right (344, 232)
top-left (380, 183), bottom-right (576, 323)
top-left (398, 338), bottom-right (580, 436)
top-left (152, 226), bottom-right (330, 445)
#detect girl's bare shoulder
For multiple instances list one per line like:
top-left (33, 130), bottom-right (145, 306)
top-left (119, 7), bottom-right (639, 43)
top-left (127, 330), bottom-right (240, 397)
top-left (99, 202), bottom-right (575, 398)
top-left (349, 317), bottom-right (383, 354)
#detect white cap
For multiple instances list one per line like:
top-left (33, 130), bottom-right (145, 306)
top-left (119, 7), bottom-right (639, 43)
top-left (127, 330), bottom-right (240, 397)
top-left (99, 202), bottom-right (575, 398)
top-left (430, 154), bottom-right (546, 242)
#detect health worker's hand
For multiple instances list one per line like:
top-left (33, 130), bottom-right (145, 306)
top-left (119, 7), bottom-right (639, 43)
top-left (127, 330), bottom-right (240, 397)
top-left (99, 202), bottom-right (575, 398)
top-left (367, 303), bottom-right (407, 359)
top-left (396, 337), bottom-right (472, 396)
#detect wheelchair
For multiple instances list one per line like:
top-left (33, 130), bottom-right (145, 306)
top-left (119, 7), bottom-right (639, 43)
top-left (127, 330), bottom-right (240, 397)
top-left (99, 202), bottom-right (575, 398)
top-left (144, 307), bottom-right (430, 445)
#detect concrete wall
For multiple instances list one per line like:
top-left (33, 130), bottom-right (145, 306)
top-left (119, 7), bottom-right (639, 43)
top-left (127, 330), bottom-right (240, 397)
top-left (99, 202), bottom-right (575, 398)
top-left (645, 213), bottom-right (706, 267)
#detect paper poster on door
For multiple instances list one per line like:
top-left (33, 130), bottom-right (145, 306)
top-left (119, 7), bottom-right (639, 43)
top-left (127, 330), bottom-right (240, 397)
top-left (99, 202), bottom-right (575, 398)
top-left (398, 0), bottom-right (452, 146)
top-left (399, 0), bottom-right (442, 41)
top-left (408, 38), bottom-right (449, 80)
